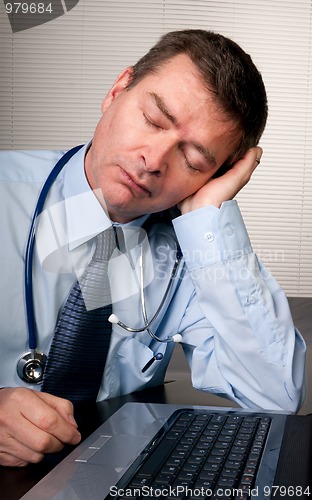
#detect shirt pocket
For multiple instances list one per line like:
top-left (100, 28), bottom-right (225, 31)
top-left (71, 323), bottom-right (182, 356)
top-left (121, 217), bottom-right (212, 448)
top-left (112, 336), bottom-right (170, 393)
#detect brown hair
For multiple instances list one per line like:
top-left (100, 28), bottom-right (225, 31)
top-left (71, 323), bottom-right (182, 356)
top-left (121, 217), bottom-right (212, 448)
top-left (128, 29), bottom-right (268, 171)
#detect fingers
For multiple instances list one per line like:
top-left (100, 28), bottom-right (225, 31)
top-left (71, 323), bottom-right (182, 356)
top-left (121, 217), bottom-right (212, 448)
top-left (0, 453), bottom-right (29, 468)
top-left (0, 388), bottom-right (81, 466)
top-left (255, 146), bottom-right (263, 164)
top-left (243, 146), bottom-right (263, 172)
top-left (231, 146), bottom-right (263, 176)
top-left (36, 391), bottom-right (79, 430)
top-left (0, 440), bottom-right (44, 467)
top-left (223, 146), bottom-right (263, 191)
top-left (252, 146), bottom-right (263, 169)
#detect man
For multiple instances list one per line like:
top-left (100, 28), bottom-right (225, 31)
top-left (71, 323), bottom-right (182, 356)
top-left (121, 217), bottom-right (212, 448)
top-left (0, 30), bottom-right (306, 467)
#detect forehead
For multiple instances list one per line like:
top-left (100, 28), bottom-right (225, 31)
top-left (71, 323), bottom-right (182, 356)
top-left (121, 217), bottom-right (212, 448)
top-left (135, 53), bottom-right (236, 125)
top-left (137, 53), bottom-right (210, 99)
top-left (134, 54), bottom-right (241, 164)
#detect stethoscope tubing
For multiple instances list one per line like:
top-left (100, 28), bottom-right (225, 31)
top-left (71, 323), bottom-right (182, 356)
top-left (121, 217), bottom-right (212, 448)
top-left (139, 248), bottom-right (181, 335)
top-left (24, 145), bottom-right (84, 351)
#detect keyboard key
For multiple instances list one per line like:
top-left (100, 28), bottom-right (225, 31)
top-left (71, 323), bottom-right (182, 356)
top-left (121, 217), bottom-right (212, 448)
top-left (167, 457), bottom-right (184, 467)
top-left (215, 440), bottom-right (231, 449)
top-left (167, 430), bottom-right (184, 439)
top-left (172, 450), bottom-right (188, 459)
top-left (237, 482), bottom-right (253, 494)
top-left (228, 452), bottom-right (244, 461)
top-left (222, 468), bottom-right (240, 478)
top-left (193, 478), bottom-right (214, 489)
top-left (233, 439), bottom-right (249, 447)
top-left (195, 441), bottom-right (212, 450)
top-left (243, 465), bottom-right (256, 475)
top-left (188, 455), bottom-right (206, 465)
top-left (216, 476), bottom-right (236, 488)
top-left (185, 431), bottom-right (201, 438)
top-left (240, 473), bottom-right (254, 485)
top-left (154, 474), bottom-right (173, 484)
top-left (224, 459), bottom-right (242, 470)
top-left (231, 446), bottom-right (248, 454)
top-left (178, 470), bottom-right (196, 481)
top-left (227, 415), bottom-right (242, 424)
top-left (211, 415), bottom-right (227, 424)
top-left (206, 455), bottom-right (224, 464)
top-left (198, 469), bottom-right (217, 480)
top-left (172, 478), bottom-right (193, 489)
top-left (161, 465), bottom-right (179, 475)
top-left (203, 462), bottom-right (221, 474)
top-left (129, 476), bottom-right (150, 487)
top-left (189, 424), bottom-right (205, 432)
top-left (176, 443), bottom-right (192, 451)
top-left (183, 462), bottom-right (200, 473)
top-left (245, 458), bottom-right (258, 468)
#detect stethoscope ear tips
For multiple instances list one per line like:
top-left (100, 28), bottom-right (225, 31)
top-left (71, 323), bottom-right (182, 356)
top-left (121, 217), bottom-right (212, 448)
top-left (108, 313), bottom-right (119, 324)
top-left (172, 334), bottom-right (182, 343)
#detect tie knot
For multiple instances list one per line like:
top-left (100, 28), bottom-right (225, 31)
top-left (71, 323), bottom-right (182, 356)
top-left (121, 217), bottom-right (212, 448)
top-left (93, 227), bottom-right (116, 262)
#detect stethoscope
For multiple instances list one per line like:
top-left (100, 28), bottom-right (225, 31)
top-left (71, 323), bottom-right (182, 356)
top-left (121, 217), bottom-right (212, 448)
top-left (17, 145), bottom-right (182, 384)
top-left (109, 243), bottom-right (182, 372)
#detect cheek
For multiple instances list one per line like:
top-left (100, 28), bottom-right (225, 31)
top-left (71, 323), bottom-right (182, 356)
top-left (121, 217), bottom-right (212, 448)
top-left (94, 105), bottom-right (129, 151)
top-left (179, 171), bottom-right (212, 194)
top-left (165, 175), bottom-right (207, 204)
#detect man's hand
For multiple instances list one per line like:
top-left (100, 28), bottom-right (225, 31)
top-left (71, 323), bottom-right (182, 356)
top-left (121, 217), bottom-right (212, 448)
top-left (0, 387), bottom-right (81, 466)
top-left (179, 147), bottom-right (263, 213)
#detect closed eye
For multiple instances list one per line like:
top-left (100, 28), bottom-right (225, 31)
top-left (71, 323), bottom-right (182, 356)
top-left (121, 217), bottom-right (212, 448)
top-left (179, 146), bottom-right (200, 173)
top-left (143, 113), bottom-right (162, 130)
top-left (183, 155), bottom-right (200, 173)
top-left (185, 160), bottom-right (199, 172)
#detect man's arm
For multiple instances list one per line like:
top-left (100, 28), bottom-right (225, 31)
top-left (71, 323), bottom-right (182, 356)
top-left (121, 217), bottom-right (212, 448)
top-left (173, 147), bottom-right (306, 412)
top-left (0, 388), bottom-right (81, 466)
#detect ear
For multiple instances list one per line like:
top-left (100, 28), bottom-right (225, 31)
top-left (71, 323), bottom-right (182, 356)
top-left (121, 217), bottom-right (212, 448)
top-left (101, 67), bottom-right (134, 112)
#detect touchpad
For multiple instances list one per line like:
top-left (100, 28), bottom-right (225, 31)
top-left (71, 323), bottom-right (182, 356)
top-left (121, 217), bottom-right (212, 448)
top-left (72, 434), bottom-right (149, 467)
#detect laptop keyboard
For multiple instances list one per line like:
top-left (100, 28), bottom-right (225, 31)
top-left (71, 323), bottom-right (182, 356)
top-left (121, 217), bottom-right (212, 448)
top-left (108, 410), bottom-right (271, 500)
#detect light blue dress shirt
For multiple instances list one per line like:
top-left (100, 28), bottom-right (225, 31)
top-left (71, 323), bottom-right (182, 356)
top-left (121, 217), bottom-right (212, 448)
top-left (0, 145), bottom-right (306, 411)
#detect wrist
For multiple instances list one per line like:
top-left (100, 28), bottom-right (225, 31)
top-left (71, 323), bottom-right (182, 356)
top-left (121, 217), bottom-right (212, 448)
top-left (179, 196), bottom-right (222, 214)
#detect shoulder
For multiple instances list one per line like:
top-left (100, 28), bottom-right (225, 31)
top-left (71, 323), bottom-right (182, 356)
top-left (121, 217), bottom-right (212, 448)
top-left (0, 149), bottom-right (66, 183)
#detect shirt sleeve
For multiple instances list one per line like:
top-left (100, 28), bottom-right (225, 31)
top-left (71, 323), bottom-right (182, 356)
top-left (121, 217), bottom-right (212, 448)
top-left (172, 200), bottom-right (306, 412)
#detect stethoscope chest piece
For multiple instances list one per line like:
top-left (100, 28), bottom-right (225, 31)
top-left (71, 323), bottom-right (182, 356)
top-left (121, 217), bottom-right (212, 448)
top-left (17, 351), bottom-right (47, 384)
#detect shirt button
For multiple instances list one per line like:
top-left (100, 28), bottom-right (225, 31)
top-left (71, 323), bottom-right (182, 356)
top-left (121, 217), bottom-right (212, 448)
top-left (224, 224), bottom-right (234, 236)
top-left (204, 232), bottom-right (214, 242)
top-left (247, 294), bottom-right (256, 304)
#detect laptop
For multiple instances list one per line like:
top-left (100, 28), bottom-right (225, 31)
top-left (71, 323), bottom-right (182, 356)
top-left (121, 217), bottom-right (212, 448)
top-left (21, 402), bottom-right (312, 500)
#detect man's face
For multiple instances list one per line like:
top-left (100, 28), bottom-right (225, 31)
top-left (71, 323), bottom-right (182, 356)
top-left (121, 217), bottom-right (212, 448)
top-left (85, 54), bottom-right (241, 223)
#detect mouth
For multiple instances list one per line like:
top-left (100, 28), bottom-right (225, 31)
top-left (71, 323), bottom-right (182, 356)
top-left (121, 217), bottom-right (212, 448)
top-left (119, 167), bottom-right (152, 197)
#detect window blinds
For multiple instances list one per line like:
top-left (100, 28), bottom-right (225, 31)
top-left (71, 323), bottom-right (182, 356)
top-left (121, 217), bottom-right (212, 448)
top-left (0, 0), bottom-right (311, 296)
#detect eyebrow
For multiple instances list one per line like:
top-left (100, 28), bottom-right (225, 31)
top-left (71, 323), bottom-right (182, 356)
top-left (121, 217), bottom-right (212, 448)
top-left (149, 92), bottom-right (217, 167)
top-left (150, 92), bottom-right (179, 126)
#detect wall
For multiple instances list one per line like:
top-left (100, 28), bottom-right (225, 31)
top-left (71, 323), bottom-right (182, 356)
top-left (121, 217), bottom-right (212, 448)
top-left (0, 0), bottom-right (311, 296)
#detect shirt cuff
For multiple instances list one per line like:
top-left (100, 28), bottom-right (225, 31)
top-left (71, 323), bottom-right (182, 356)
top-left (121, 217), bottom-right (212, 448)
top-left (172, 200), bottom-right (252, 271)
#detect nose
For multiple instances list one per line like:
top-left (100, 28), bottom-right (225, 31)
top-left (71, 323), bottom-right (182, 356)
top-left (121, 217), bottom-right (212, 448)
top-left (142, 136), bottom-right (174, 176)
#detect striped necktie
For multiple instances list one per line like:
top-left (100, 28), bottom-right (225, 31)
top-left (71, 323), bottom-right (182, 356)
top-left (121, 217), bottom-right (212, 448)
top-left (41, 227), bottom-right (116, 403)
